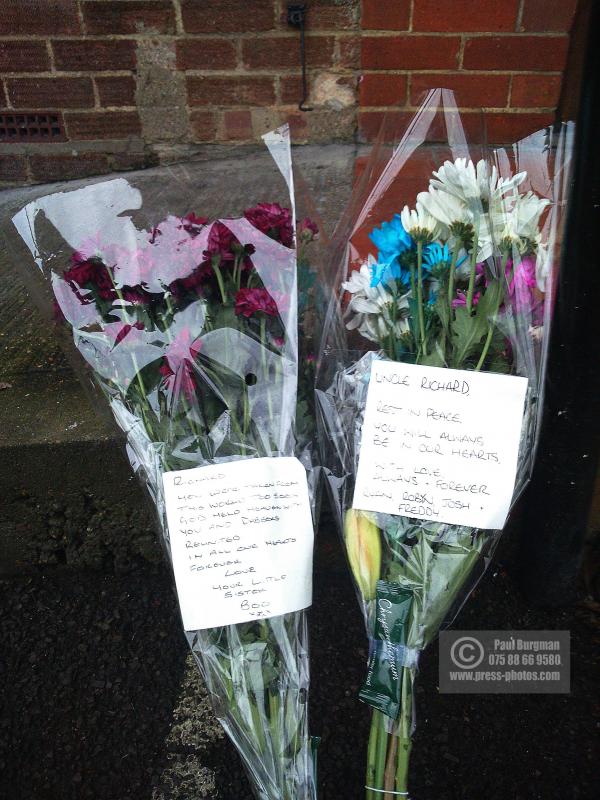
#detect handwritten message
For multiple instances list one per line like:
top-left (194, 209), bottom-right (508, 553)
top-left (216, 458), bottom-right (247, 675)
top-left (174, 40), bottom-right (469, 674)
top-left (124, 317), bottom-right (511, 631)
top-left (353, 361), bottom-right (528, 529)
top-left (162, 457), bottom-right (314, 631)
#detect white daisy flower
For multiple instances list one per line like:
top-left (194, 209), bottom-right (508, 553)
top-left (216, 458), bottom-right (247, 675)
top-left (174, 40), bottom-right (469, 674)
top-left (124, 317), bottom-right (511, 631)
top-left (399, 201), bottom-right (441, 242)
top-left (342, 258), bottom-right (410, 343)
top-left (535, 242), bottom-right (550, 292)
top-left (430, 158), bottom-right (526, 210)
top-left (492, 191), bottom-right (550, 254)
top-left (417, 187), bottom-right (471, 229)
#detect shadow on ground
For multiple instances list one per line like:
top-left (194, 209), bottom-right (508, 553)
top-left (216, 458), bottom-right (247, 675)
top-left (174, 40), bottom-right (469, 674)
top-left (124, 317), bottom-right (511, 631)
top-left (0, 526), bottom-right (598, 800)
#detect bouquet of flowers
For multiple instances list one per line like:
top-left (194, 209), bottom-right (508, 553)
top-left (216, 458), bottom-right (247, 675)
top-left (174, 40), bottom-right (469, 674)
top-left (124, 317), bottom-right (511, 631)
top-left (315, 91), bottom-right (573, 798)
top-left (3, 127), bottom-right (319, 800)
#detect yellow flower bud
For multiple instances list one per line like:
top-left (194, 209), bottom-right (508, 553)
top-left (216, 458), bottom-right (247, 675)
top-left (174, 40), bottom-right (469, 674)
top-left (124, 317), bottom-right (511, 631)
top-left (344, 509), bottom-right (381, 602)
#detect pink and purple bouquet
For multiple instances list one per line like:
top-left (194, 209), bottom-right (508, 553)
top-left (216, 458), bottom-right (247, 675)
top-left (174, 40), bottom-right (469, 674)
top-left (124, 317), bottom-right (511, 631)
top-left (4, 129), bottom-right (320, 800)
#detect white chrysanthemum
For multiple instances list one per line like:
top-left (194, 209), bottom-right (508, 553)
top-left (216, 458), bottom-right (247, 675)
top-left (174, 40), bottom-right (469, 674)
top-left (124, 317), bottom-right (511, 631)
top-left (535, 242), bottom-right (550, 292)
top-left (529, 325), bottom-right (544, 343)
top-left (430, 158), bottom-right (526, 209)
top-left (342, 257), bottom-right (410, 343)
top-left (400, 201), bottom-right (441, 241)
top-left (417, 188), bottom-right (471, 229)
top-left (417, 187), bottom-right (493, 261)
top-left (492, 191), bottom-right (550, 254)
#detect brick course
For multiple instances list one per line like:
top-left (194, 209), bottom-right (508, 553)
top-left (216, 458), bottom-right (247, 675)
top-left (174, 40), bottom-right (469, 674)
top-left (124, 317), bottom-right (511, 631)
top-left (359, 0), bottom-right (576, 141)
top-left (0, 0), bottom-right (578, 183)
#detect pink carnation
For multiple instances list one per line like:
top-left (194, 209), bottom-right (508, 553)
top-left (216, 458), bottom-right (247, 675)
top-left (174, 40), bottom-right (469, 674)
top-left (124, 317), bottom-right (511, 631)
top-left (201, 221), bottom-right (255, 273)
top-left (234, 288), bottom-right (280, 318)
top-left (297, 217), bottom-right (318, 243)
top-left (104, 321), bottom-right (145, 346)
top-left (159, 327), bottom-right (202, 400)
top-left (64, 257), bottom-right (117, 302)
top-left (244, 203), bottom-right (294, 248)
top-left (178, 212), bottom-right (208, 236)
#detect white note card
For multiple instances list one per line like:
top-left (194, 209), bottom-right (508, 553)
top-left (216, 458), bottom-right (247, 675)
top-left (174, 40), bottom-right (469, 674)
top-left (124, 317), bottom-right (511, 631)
top-left (353, 360), bottom-right (528, 529)
top-left (162, 457), bottom-right (314, 631)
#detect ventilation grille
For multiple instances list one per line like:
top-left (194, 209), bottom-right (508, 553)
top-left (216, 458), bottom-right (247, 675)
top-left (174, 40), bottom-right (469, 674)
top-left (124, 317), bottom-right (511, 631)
top-left (0, 113), bottom-right (66, 142)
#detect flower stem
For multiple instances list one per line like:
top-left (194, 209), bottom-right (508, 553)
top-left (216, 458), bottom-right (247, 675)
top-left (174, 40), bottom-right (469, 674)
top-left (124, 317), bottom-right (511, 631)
top-left (446, 245), bottom-right (460, 311)
top-left (106, 271), bottom-right (152, 432)
top-left (366, 712), bottom-right (379, 800)
top-left (395, 668), bottom-right (413, 795)
top-left (416, 241), bottom-right (427, 357)
top-left (374, 711), bottom-right (388, 791)
top-left (259, 315), bottom-right (274, 435)
top-left (213, 263), bottom-right (227, 304)
top-left (475, 252), bottom-right (509, 372)
top-left (384, 729), bottom-right (399, 795)
top-left (466, 217), bottom-right (481, 313)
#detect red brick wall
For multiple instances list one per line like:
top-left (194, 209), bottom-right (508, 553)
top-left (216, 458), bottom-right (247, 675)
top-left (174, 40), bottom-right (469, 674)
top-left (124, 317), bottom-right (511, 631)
top-left (359, 0), bottom-right (577, 142)
top-left (0, 0), bottom-right (361, 184)
top-left (0, 0), bottom-right (578, 185)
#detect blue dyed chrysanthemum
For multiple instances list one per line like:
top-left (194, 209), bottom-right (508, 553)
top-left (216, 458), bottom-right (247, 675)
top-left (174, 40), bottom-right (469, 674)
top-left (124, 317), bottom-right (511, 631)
top-left (369, 214), bottom-right (413, 263)
top-left (423, 242), bottom-right (467, 269)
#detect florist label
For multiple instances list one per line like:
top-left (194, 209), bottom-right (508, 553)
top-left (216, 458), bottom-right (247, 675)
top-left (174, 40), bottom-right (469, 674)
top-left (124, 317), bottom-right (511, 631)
top-left (162, 457), bottom-right (314, 631)
top-left (353, 361), bottom-right (528, 529)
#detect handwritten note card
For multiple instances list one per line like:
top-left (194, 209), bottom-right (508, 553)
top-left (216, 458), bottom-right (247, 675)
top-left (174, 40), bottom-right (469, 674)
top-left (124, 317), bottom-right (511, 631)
top-left (353, 361), bottom-right (528, 529)
top-left (162, 457), bottom-right (313, 631)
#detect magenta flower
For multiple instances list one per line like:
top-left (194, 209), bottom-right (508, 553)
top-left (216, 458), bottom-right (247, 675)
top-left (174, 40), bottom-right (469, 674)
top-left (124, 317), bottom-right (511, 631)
top-left (452, 290), bottom-right (481, 308)
top-left (64, 257), bottom-right (117, 302)
top-left (104, 321), bottom-right (145, 346)
top-left (179, 212), bottom-right (208, 236)
top-left (202, 221), bottom-right (255, 273)
top-left (121, 287), bottom-right (150, 305)
top-left (297, 217), bottom-right (318, 243)
top-left (506, 256), bottom-right (537, 312)
top-left (234, 288), bottom-right (280, 318)
top-left (244, 203), bottom-right (294, 248)
top-left (159, 327), bottom-right (202, 399)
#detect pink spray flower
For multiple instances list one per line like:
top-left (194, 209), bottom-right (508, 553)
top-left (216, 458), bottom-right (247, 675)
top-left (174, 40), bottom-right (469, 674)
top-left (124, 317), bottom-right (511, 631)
top-left (506, 255), bottom-right (537, 312)
top-left (234, 287), bottom-right (281, 318)
top-left (159, 327), bottom-right (202, 400)
top-left (244, 203), bottom-right (294, 248)
top-left (452, 290), bottom-right (481, 308)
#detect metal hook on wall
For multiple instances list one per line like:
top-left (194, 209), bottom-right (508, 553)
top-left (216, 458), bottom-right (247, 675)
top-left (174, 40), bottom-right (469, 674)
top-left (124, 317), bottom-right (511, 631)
top-left (287, 3), bottom-right (313, 112)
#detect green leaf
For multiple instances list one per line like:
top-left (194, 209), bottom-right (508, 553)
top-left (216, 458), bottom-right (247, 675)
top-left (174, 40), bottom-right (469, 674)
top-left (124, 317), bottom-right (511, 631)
top-left (434, 290), bottom-right (450, 332)
top-left (420, 342), bottom-right (446, 367)
top-left (450, 306), bottom-right (487, 367)
top-left (450, 280), bottom-right (504, 368)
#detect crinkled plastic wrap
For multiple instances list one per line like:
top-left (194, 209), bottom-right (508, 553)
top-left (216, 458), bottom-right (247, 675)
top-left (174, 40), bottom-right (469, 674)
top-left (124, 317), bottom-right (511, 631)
top-left (2, 126), bottom-right (319, 800)
top-left (315, 90), bottom-right (573, 798)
